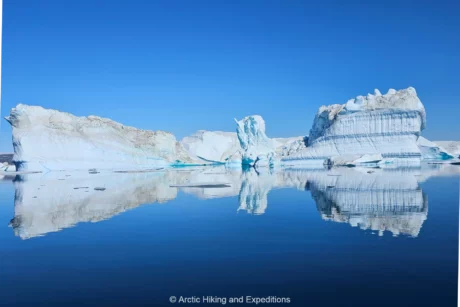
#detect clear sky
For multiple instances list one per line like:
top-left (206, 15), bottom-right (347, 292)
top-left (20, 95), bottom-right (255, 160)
top-left (1, 0), bottom-right (459, 151)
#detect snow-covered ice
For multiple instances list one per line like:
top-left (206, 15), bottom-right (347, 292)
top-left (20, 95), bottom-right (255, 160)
top-left (4, 104), bottom-right (199, 172)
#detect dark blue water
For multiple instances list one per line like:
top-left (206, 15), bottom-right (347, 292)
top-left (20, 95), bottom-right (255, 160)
top-left (0, 168), bottom-right (458, 307)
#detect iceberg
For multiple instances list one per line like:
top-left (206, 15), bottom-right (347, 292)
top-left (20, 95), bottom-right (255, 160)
top-left (235, 115), bottom-right (276, 167)
top-left (4, 104), bottom-right (199, 172)
top-left (283, 87), bottom-right (427, 165)
top-left (4, 87), bottom-right (455, 171)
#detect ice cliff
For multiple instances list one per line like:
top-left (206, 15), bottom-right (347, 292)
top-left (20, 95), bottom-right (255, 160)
top-left (283, 87), bottom-right (427, 165)
top-left (5, 104), bottom-right (197, 172)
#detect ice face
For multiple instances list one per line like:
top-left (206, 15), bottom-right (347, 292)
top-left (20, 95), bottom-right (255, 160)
top-left (235, 115), bottom-right (276, 167)
top-left (4, 104), bottom-right (198, 172)
top-left (283, 87), bottom-right (427, 165)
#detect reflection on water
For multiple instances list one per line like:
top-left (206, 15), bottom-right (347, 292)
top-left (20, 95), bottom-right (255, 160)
top-left (5, 164), bottom-right (460, 239)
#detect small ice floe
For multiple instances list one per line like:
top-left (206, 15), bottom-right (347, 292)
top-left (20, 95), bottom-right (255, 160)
top-left (73, 187), bottom-right (89, 189)
top-left (94, 187), bottom-right (106, 191)
top-left (170, 183), bottom-right (231, 188)
top-left (88, 169), bottom-right (100, 174)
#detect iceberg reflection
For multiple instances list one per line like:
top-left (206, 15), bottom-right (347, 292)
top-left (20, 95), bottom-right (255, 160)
top-left (306, 168), bottom-right (428, 237)
top-left (7, 164), bottom-right (460, 239)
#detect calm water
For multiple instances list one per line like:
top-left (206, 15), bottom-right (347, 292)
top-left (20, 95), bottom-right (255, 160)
top-left (0, 165), bottom-right (458, 307)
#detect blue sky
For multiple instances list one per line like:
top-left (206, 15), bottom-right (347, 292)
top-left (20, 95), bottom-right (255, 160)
top-left (1, 0), bottom-right (459, 151)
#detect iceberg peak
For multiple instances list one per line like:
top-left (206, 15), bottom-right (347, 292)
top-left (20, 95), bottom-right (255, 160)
top-left (387, 88), bottom-right (397, 95)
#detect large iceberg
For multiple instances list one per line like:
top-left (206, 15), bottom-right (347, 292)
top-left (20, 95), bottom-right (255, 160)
top-left (4, 87), bottom-right (456, 172)
top-left (282, 87), bottom-right (427, 165)
top-left (4, 104), bottom-right (199, 172)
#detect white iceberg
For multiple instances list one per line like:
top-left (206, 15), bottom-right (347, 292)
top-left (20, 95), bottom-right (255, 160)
top-left (4, 87), bottom-right (455, 172)
top-left (4, 104), bottom-right (199, 172)
top-left (282, 87), bottom-right (427, 165)
top-left (235, 115), bottom-right (276, 167)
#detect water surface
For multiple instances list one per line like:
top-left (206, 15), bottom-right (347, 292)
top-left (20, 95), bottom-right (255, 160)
top-left (0, 164), bottom-right (458, 306)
